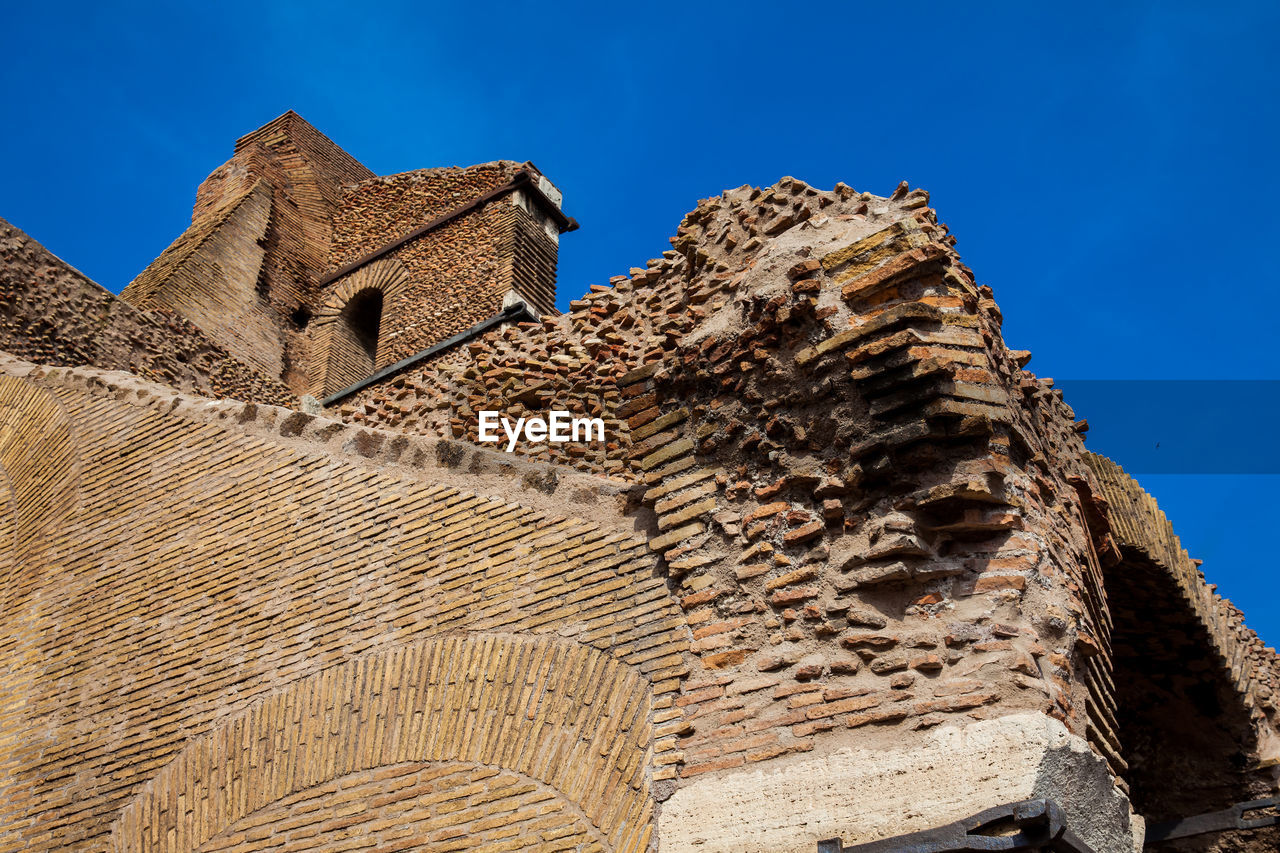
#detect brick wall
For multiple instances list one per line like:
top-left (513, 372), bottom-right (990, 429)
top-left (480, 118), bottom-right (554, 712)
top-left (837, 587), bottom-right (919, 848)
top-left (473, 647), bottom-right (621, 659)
top-left (123, 182), bottom-right (281, 378)
top-left (309, 258), bottom-right (409, 397)
top-left (1086, 453), bottom-right (1280, 819)
top-left (4, 153), bottom-right (1279, 850)
top-left (325, 201), bottom-right (506, 380)
top-left (338, 175), bottom-right (1280, 811)
top-left (0, 217), bottom-right (294, 406)
top-left (121, 117), bottom-right (564, 401)
top-left (0, 353), bottom-right (686, 853)
top-left (125, 111), bottom-right (376, 393)
top-left (314, 163), bottom-right (562, 399)
top-left (190, 763), bottom-right (607, 853)
top-left (112, 636), bottom-right (654, 853)
top-left (501, 188), bottom-right (561, 314)
top-left (333, 181), bottom-right (1086, 762)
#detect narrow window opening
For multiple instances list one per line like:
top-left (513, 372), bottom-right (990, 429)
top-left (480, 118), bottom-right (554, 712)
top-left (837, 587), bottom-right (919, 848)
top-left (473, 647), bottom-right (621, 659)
top-left (345, 290), bottom-right (383, 363)
top-left (325, 288), bottom-right (384, 394)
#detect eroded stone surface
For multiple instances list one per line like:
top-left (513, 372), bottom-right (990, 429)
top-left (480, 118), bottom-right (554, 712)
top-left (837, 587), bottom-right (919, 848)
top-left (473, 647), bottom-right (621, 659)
top-left (658, 713), bottom-right (1140, 853)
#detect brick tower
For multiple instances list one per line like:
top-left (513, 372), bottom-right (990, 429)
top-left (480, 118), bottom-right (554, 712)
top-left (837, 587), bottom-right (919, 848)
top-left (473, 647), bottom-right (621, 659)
top-left (120, 112), bottom-right (573, 400)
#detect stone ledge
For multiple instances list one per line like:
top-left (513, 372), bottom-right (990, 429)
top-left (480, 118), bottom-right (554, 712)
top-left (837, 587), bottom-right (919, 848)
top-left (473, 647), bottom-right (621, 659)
top-left (0, 350), bottom-right (636, 533)
top-left (657, 712), bottom-right (1140, 853)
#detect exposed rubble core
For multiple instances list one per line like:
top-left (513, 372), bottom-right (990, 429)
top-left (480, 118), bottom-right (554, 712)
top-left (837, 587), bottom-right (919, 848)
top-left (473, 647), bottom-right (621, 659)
top-left (0, 217), bottom-right (294, 406)
top-left (0, 113), bottom-right (1275, 853)
top-left (340, 174), bottom-right (1278, 800)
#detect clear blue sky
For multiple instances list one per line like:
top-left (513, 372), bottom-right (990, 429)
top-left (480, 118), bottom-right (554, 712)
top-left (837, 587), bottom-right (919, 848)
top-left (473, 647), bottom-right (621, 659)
top-left (2, 1), bottom-right (1276, 645)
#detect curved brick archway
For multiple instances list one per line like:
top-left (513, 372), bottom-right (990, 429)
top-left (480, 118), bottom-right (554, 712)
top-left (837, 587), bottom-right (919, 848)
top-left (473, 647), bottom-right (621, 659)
top-left (0, 374), bottom-right (79, 585)
top-left (0, 363), bottom-right (691, 852)
top-left (109, 634), bottom-right (654, 853)
top-left (1087, 455), bottom-right (1279, 820)
top-left (198, 758), bottom-right (609, 850)
top-left (311, 258), bottom-right (411, 397)
top-left (196, 761), bottom-right (607, 853)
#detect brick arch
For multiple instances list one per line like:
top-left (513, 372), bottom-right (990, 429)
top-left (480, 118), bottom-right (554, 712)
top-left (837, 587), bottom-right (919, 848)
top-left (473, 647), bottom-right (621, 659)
top-left (109, 634), bottom-right (654, 853)
top-left (0, 374), bottom-right (81, 843)
top-left (195, 761), bottom-right (608, 853)
top-left (0, 374), bottom-right (79, 586)
top-left (1086, 454), bottom-right (1278, 819)
top-left (310, 258), bottom-right (411, 397)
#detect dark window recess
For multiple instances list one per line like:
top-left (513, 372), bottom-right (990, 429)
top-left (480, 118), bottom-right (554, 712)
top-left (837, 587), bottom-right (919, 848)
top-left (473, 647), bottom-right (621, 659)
top-left (323, 288), bottom-right (386, 395)
top-left (344, 290), bottom-right (383, 362)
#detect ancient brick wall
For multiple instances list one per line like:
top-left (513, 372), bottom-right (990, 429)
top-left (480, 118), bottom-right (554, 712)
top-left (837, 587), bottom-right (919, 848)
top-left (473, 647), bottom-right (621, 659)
top-left (0, 217), bottom-right (294, 406)
top-left (309, 258), bottom-right (408, 396)
top-left (313, 164), bottom-right (563, 399)
top-left (125, 111), bottom-right (376, 392)
top-left (1088, 454), bottom-right (1280, 713)
top-left (205, 111), bottom-right (375, 320)
top-left (321, 199), bottom-right (507, 388)
top-left (329, 163), bottom-right (524, 266)
top-left (188, 763), bottom-right (608, 853)
top-left (500, 187), bottom-right (561, 314)
top-left (121, 118), bottom-right (565, 401)
top-left (591, 189), bottom-right (1125, 804)
top-left (0, 353), bottom-right (687, 853)
top-left (6, 132), bottom-right (1279, 849)
top-left (337, 180), bottom-right (1094, 748)
top-left (335, 175), bottom-right (1279, 848)
top-left (122, 182), bottom-right (282, 378)
top-left (1086, 454), bottom-right (1279, 822)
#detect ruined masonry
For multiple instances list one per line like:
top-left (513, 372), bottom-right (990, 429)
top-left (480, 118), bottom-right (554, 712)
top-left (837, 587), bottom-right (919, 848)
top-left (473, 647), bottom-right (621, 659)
top-left (0, 111), bottom-right (1276, 853)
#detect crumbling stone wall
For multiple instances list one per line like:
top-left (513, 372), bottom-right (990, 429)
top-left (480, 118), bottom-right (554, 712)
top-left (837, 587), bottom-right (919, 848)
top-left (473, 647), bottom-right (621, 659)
top-left (4, 119), bottom-right (1278, 848)
top-left (338, 174), bottom-right (1279, 847)
top-left (335, 180), bottom-right (1091, 768)
top-left (0, 217), bottom-right (294, 406)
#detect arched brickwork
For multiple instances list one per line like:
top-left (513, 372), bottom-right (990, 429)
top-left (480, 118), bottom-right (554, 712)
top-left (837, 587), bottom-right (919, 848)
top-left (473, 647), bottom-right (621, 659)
top-left (311, 258), bottom-right (410, 397)
top-left (195, 762), bottom-right (606, 853)
top-left (0, 364), bottom-right (692, 852)
top-left (0, 373), bottom-right (79, 583)
top-left (109, 635), bottom-right (653, 853)
top-left (0, 373), bottom-right (81, 850)
top-left (1086, 454), bottom-right (1279, 818)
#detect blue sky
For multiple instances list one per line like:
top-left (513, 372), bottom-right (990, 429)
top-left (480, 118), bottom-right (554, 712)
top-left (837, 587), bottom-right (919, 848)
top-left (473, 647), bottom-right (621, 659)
top-left (2, 1), bottom-right (1277, 645)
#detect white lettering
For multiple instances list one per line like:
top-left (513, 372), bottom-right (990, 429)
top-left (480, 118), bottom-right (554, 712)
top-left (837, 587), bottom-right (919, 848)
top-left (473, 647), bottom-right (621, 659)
top-left (478, 410), bottom-right (608, 451)
top-left (574, 416), bottom-right (605, 442)
top-left (478, 411), bottom-right (499, 443)
top-left (549, 410), bottom-right (571, 442)
top-left (502, 416), bottom-right (525, 453)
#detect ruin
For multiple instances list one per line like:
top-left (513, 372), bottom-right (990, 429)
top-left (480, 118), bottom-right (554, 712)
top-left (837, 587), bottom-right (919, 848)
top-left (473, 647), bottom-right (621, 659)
top-left (0, 110), bottom-right (1276, 853)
